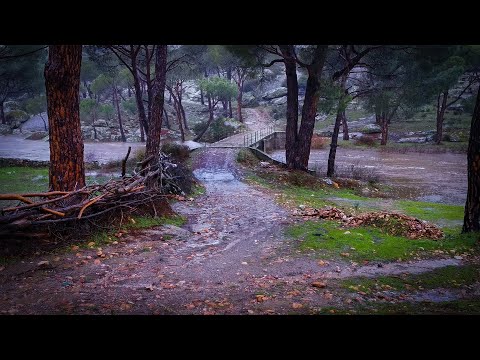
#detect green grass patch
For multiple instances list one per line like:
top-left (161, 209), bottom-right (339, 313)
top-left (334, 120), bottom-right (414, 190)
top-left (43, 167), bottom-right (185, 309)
top-left (315, 299), bottom-right (480, 315)
top-left (342, 265), bottom-right (480, 294)
top-left (190, 183), bottom-right (206, 198)
top-left (398, 200), bottom-right (463, 222)
top-left (287, 220), bottom-right (479, 261)
top-left (80, 214), bottom-right (187, 248)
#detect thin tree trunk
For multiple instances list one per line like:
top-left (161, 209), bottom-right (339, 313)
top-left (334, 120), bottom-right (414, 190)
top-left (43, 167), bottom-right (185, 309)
top-left (463, 87), bottom-right (480, 232)
top-left (44, 45), bottom-right (85, 192)
top-left (436, 90), bottom-right (448, 144)
top-left (194, 95), bottom-right (214, 142)
top-left (113, 84), bottom-right (126, 142)
top-left (200, 88), bottom-right (204, 105)
top-left (179, 99), bottom-right (188, 131)
top-left (84, 81), bottom-right (93, 99)
top-left (131, 51), bottom-right (149, 135)
top-left (175, 100), bottom-right (185, 142)
top-left (342, 111), bottom-right (349, 140)
top-left (279, 45), bottom-right (299, 169)
top-left (228, 100), bottom-right (232, 118)
top-left (139, 121), bottom-right (145, 142)
top-left (294, 46), bottom-right (328, 170)
top-left (39, 114), bottom-right (47, 131)
top-left (222, 101), bottom-right (228, 117)
top-left (380, 113), bottom-right (388, 145)
top-left (145, 45), bottom-right (167, 172)
top-left (237, 88), bottom-right (243, 123)
top-left (128, 87), bottom-right (132, 98)
top-left (163, 108), bottom-right (170, 129)
top-left (227, 67), bottom-right (232, 118)
top-left (327, 75), bottom-right (348, 177)
top-left (0, 102), bottom-right (5, 124)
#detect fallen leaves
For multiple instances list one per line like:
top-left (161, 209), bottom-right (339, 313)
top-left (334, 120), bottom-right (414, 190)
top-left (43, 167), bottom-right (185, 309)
top-left (255, 294), bottom-right (269, 302)
top-left (293, 206), bottom-right (444, 240)
top-left (311, 281), bottom-right (327, 288)
top-left (292, 303), bottom-right (303, 309)
top-left (37, 260), bottom-right (50, 268)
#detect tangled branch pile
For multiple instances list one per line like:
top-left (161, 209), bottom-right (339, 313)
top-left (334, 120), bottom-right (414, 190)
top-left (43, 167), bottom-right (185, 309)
top-left (0, 153), bottom-right (186, 230)
top-left (293, 206), bottom-right (443, 240)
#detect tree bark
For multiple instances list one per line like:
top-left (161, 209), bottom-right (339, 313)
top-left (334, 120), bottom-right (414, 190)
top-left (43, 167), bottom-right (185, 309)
top-left (145, 45), bottom-right (167, 170)
top-left (130, 46), bottom-right (149, 136)
top-left (163, 108), bottom-right (170, 129)
top-left (227, 67), bottom-right (233, 118)
top-left (327, 74), bottom-right (348, 177)
top-left (113, 84), bottom-right (126, 142)
top-left (0, 101), bottom-right (5, 124)
top-left (279, 45), bottom-right (299, 169)
top-left (294, 45), bottom-right (328, 170)
top-left (139, 121), bottom-right (145, 142)
top-left (463, 87), bottom-right (480, 232)
top-left (200, 88), bottom-right (204, 105)
top-left (194, 95), bottom-right (214, 142)
top-left (342, 111), bottom-right (349, 140)
top-left (175, 100), bottom-right (185, 142)
top-left (436, 90), bottom-right (448, 144)
top-left (237, 88), bottom-right (243, 123)
top-left (380, 113), bottom-right (388, 145)
top-left (44, 45), bottom-right (85, 192)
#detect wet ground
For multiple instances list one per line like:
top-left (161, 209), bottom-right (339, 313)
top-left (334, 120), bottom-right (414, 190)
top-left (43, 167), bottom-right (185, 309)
top-left (0, 147), bottom-right (477, 314)
top-left (0, 135), bottom-right (145, 164)
top-left (269, 148), bottom-right (467, 205)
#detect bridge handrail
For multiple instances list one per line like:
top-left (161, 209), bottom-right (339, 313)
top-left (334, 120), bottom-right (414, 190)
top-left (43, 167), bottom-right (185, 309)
top-left (243, 125), bottom-right (276, 147)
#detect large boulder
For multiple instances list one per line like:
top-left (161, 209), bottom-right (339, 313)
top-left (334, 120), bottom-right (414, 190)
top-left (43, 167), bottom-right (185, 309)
top-left (242, 92), bottom-right (258, 107)
top-left (94, 119), bottom-right (108, 127)
top-left (272, 97), bottom-right (287, 106)
top-left (25, 131), bottom-right (48, 140)
top-left (361, 124), bottom-right (382, 134)
top-left (262, 87), bottom-right (288, 101)
top-left (396, 137), bottom-right (427, 143)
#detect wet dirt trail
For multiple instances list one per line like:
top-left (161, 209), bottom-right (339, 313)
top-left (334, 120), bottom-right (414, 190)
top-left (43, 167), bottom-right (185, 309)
top-left (1, 147), bottom-right (476, 314)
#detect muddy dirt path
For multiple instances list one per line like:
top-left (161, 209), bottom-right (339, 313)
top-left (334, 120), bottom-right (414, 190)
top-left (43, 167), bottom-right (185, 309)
top-left (1, 147), bottom-right (476, 314)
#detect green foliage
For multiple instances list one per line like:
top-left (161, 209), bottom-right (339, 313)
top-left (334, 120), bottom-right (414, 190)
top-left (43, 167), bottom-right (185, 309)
top-left (198, 77), bottom-right (238, 102)
top-left (161, 142), bottom-right (190, 163)
top-left (193, 117), bottom-right (236, 142)
top-left (236, 148), bottom-right (260, 166)
top-left (0, 167), bottom-right (48, 208)
top-left (24, 95), bottom-right (47, 116)
top-left (397, 200), bottom-right (463, 222)
top-left (5, 109), bottom-right (29, 123)
top-left (99, 103), bottom-right (114, 120)
top-left (122, 98), bottom-right (137, 115)
top-left (80, 98), bottom-right (97, 122)
top-left (91, 73), bottom-right (112, 97)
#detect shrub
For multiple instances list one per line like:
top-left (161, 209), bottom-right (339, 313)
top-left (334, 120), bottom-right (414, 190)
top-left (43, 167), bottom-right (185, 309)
top-left (285, 170), bottom-right (318, 188)
top-left (161, 142), bottom-right (190, 163)
top-left (5, 110), bottom-right (29, 124)
top-left (193, 118), bottom-right (236, 143)
top-left (236, 148), bottom-right (259, 166)
top-left (355, 135), bottom-right (377, 147)
top-left (132, 147), bottom-right (146, 163)
top-left (311, 135), bottom-right (328, 149)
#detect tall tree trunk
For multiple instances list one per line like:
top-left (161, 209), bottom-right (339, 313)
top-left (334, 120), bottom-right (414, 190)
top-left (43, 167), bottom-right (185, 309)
top-left (327, 75), bottom-right (348, 177)
top-left (44, 45), bottom-right (85, 192)
top-left (380, 113), bottom-right (388, 145)
top-left (0, 101), bottom-right (5, 124)
top-left (222, 101), bottom-right (228, 117)
top-left (436, 90), bottom-right (448, 144)
top-left (113, 85), bottom-right (126, 142)
top-left (179, 99), bottom-right (188, 131)
top-left (375, 112), bottom-right (381, 125)
top-left (131, 51), bottom-right (149, 135)
top-left (145, 45), bottom-right (166, 169)
top-left (200, 88), bottom-right (204, 105)
top-left (463, 88), bottom-right (480, 232)
top-left (175, 100), bottom-right (185, 142)
top-left (279, 45), bottom-right (299, 169)
top-left (194, 95), bottom-right (214, 142)
top-left (227, 67), bottom-right (232, 118)
top-left (139, 121), bottom-right (145, 142)
top-left (128, 87), bottom-right (132, 98)
top-left (237, 87), bottom-right (243, 123)
top-left (342, 111), bottom-right (349, 140)
top-left (84, 81), bottom-right (93, 99)
top-left (163, 108), bottom-right (170, 129)
top-left (294, 46), bottom-right (328, 170)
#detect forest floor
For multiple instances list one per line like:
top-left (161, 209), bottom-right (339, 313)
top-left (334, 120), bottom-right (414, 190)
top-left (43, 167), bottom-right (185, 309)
top-left (0, 108), bottom-right (479, 315)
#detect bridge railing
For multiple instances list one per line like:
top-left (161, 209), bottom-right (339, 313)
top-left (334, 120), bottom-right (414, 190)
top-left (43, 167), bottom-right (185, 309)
top-left (243, 125), bottom-right (275, 147)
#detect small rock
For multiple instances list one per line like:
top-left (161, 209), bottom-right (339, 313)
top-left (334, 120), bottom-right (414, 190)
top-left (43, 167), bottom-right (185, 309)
top-left (343, 231), bottom-right (351, 235)
top-left (454, 256), bottom-right (463, 260)
top-left (312, 281), bottom-right (327, 288)
top-left (37, 261), bottom-right (50, 268)
top-left (299, 204), bottom-right (306, 210)
top-left (241, 262), bottom-right (248, 265)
